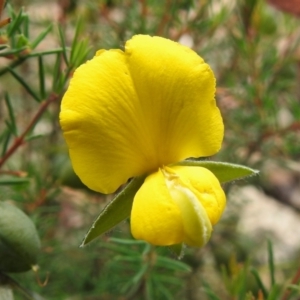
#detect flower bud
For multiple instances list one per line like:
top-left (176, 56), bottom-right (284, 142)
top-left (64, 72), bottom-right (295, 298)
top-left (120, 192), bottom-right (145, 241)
top-left (0, 202), bottom-right (41, 273)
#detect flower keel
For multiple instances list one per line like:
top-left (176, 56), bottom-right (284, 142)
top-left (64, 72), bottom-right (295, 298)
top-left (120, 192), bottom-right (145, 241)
top-left (131, 166), bottom-right (226, 247)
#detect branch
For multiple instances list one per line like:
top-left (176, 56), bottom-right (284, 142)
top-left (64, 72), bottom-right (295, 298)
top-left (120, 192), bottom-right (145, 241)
top-left (0, 93), bottom-right (59, 169)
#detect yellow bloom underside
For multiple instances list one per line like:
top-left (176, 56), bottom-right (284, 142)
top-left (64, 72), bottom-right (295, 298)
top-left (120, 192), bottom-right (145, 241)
top-left (60, 35), bottom-right (225, 247)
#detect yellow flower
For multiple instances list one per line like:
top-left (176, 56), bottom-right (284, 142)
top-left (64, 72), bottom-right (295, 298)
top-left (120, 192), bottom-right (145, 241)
top-left (60, 35), bottom-right (226, 247)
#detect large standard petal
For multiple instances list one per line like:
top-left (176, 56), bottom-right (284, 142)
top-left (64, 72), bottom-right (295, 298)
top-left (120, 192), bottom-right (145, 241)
top-left (131, 166), bottom-right (226, 246)
top-left (60, 35), bottom-right (224, 193)
top-left (125, 35), bottom-right (224, 164)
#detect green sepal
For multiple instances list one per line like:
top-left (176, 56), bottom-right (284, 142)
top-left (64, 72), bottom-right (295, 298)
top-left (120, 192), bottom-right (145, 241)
top-left (81, 175), bottom-right (146, 247)
top-left (173, 160), bottom-right (259, 183)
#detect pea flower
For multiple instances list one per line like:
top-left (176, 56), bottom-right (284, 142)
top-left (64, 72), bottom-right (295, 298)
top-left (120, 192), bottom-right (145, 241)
top-left (60, 35), bottom-right (226, 247)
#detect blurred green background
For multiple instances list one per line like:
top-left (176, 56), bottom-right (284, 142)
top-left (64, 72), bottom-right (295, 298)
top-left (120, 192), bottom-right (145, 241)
top-left (0, 0), bottom-right (300, 299)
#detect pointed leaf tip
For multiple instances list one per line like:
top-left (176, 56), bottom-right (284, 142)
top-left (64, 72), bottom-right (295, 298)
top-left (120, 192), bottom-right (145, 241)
top-left (81, 175), bottom-right (146, 247)
top-left (173, 160), bottom-right (259, 183)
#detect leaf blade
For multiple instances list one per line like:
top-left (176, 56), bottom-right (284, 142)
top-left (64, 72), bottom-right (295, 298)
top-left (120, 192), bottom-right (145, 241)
top-left (173, 160), bottom-right (259, 183)
top-left (81, 175), bottom-right (146, 247)
top-left (0, 177), bottom-right (29, 185)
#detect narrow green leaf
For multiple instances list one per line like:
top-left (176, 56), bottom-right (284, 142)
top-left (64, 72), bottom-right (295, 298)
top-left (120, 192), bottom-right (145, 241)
top-left (57, 70), bottom-right (68, 94)
top-left (251, 268), bottom-right (268, 298)
top-left (80, 175), bottom-right (146, 247)
top-left (58, 25), bottom-right (69, 65)
top-left (1, 130), bottom-right (11, 157)
top-left (173, 160), bottom-right (259, 183)
top-left (0, 57), bottom-right (27, 77)
top-left (154, 274), bottom-right (183, 286)
top-left (4, 120), bottom-right (16, 136)
top-left (113, 255), bottom-right (141, 263)
top-left (131, 264), bottom-right (148, 285)
top-left (268, 240), bottom-right (276, 286)
top-left (23, 13), bottom-right (29, 39)
top-left (236, 266), bottom-right (248, 300)
top-left (145, 277), bottom-right (154, 300)
top-left (30, 24), bottom-right (52, 50)
top-left (154, 280), bottom-right (174, 300)
top-left (202, 281), bottom-right (221, 300)
top-left (25, 134), bottom-right (44, 142)
top-left (38, 55), bottom-right (46, 99)
top-left (6, 4), bottom-right (16, 20)
top-left (16, 34), bottom-right (29, 49)
top-left (203, 289), bottom-right (221, 300)
top-left (71, 40), bottom-right (84, 68)
top-left (52, 53), bottom-right (61, 92)
top-left (4, 93), bottom-right (17, 136)
top-left (109, 237), bottom-right (146, 245)
top-left (0, 45), bottom-right (8, 51)
top-left (8, 68), bottom-right (41, 102)
top-left (267, 284), bottom-right (282, 300)
top-left (287, 284), bottom-right (300, 292)
top-left (100, 242), bottom-right (140, 256)
top-left (72, 39), bottom-right (90, 67)
top-left (0, 46), bottom-right (28, 57)
top-left (7, 7), bottom-right (24, 37)
top-left (28, 48), bottom-right (65, 57)
top-left (156, 256), bottom-right (191, 272)
top-left (0, 178), bottom-right (29, 185)
top-left (70, 18), bottom-right (84, 64)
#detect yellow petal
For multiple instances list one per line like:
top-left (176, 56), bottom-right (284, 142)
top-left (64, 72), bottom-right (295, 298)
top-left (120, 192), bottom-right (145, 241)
top-left (60, 50), bottom-right (149, 193)
top-left (170, 165), bottom-right (226, 225)
top-left (125, 35), bottom-right (223, 162)
top-left (60, 35), bottom-right (223, 193)
top-left (161, 167), bottom-right (212, 247)
top-left (131, 166), bottom-right (226, 247)
top-left (131, 169), bottom-right (184, 246)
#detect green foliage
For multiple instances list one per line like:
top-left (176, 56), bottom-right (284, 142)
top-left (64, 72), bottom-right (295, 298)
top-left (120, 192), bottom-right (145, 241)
top-left (202, 241), bottom-right (300, 300)
top-left (97, 238), bottom-right (191, 299)
top-left (0, 0), bottom-right (300, 299)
